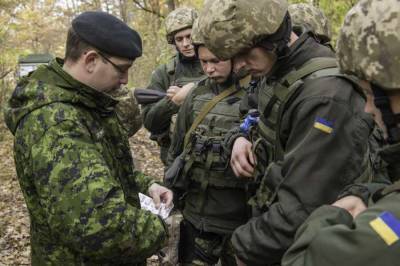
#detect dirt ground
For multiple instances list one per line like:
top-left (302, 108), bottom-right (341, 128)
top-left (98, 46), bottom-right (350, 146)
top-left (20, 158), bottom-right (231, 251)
top-left (0, 115), bottom-right (164, 265)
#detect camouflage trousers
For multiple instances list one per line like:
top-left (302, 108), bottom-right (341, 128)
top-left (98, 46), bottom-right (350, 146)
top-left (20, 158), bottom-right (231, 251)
top-left (178, 220), bottom-right (237, 266)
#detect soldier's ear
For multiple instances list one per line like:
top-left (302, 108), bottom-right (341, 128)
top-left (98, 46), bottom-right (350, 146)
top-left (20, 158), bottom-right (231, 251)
top-left (82, 50), bottom-right (98, 73)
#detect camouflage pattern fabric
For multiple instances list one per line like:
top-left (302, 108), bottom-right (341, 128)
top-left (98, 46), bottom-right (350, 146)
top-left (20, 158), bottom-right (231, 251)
top-left (288, 3), bottom-right (331, 42)
top-left (165, 7), bottom-right (198, 44)
top-left (158, 212), bottom-right (183, 265)
top-left (191, 18), bottom-right (204, 46)
top-left (4, 58), bottom-right (167, 265)
top-left (336, 0), bottom-right (400, 89)
top-left (109, 86), bottom-right (142, 137)
top-left (197, 0), bottom-right (288, 60)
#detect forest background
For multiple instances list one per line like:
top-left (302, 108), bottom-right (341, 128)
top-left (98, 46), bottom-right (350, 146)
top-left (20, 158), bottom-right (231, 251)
top-left (0, 0), bottom-right (356, 264)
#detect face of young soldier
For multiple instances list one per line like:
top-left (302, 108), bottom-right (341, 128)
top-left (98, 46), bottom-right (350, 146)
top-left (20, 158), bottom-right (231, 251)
top-left (198, 46), bottom-right (232, 84)
top-left (174, 28), bottom-right (195, 58)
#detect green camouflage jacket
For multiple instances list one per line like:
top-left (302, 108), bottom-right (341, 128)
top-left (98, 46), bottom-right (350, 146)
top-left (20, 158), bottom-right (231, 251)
top-left (4, 58), bottom-right (166, 265)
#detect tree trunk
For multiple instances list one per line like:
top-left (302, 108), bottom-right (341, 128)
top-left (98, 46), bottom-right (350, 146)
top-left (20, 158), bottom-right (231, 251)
top-left (166, 0), bottom-right (175, 12)
top-left (119, 0), bottom-right (128, 22)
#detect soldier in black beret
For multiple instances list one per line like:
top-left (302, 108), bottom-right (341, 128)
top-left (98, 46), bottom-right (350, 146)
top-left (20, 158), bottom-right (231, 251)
top-left (4, 11), bottom-right (173, 265)
top-left (64, 11), bottom-right (142, 93)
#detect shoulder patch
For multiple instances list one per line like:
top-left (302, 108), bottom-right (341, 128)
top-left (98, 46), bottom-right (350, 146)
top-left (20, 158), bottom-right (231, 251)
top-left (313, 117), bottom-right (333, 134)
top-left (370, 211), bottom-right (400, 246)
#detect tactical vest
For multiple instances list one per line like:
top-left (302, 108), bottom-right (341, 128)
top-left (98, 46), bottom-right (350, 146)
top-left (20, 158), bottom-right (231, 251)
top-left (250, 57), bottom-right (371, 211)
top-left (180, 80), bottom-right (251, 233)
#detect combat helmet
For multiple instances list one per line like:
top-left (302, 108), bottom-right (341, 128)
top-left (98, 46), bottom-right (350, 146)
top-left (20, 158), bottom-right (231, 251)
top-left (165, 7), bottom-right (198, 44)
top-left (197, 0), bottom-right (289, 60)
top-left (337, 0), bottom-right (400, 90)
top-left (190, 18), bottom-right (204, 46)
top-left (288, 3), bottom-right (331, 42)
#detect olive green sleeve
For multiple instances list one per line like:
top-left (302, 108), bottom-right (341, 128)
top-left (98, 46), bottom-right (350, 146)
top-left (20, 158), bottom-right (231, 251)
top-left (30, 119), bottom-right (166, 261)
top-left (232, 79), bottom-right (374, 265)
top-left (282, 192), bottom-right (400, 266)
top-left (142, 65), bottom-right (180, 134)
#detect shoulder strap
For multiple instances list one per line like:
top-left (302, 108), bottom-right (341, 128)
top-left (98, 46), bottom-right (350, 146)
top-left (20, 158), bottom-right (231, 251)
top-left (166, 56), bottom-right (178, 85)
top-left (166, 56), bottom-right (177, 74)
top-left (184, 75), bottom-right (251, 147)
top-left (274, 57), bottom-right (338, 101)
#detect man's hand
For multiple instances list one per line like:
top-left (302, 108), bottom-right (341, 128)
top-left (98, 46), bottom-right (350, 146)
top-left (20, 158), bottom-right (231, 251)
top-left (166, 85), bottom-right (181, 99)
top-left (235, 256), bottom-right (247, 266)
top-left (230, 137), bottom-right (255, 178)
top-left (167, 82), bottom-right (195, 106)
top-left (332, 195), bottom-right (367, 218)
top-left (148, 183), bottom-right (173, 209)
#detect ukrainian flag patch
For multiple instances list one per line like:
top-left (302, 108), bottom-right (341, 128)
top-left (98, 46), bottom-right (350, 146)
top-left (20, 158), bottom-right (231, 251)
top-left (370, 211), bottom-right (400, 246)
top-left (313, 117), bottom-right (333, 134)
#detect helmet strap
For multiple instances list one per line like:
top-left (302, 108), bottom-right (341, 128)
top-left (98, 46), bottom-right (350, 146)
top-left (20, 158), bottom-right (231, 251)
top-left (372, 83), bottom-right (400, 144)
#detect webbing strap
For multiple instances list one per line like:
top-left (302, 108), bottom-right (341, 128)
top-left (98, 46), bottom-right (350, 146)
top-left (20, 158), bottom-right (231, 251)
top-left (274, 57), bottom-right (338, 101)
top-left (184, 75), bottom-right (251, 147)
top-left (285, 57), bottom-right (337, 85)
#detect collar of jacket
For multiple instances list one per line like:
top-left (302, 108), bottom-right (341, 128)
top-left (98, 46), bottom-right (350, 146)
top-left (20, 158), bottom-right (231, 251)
top-left (177, 51), bottom-right (198, 63)
top-left (51, 58), bottom-right (118, 113)
top-left (267, 32), bottom-right (335, 83)
top-left (208, 74), bottom-right (234, 95)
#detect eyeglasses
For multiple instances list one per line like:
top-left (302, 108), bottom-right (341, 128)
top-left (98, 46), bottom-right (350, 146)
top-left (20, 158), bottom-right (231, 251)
top-left (97, 51), bottom-right (128, 75)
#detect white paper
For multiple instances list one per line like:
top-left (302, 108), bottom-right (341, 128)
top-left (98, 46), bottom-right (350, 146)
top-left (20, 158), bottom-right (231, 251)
top-left (139, 193), bottom-right (173, 220)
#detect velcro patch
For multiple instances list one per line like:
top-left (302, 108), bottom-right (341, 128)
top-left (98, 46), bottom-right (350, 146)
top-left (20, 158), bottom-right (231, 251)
top-left (370, 211), bottom-right (400, 246)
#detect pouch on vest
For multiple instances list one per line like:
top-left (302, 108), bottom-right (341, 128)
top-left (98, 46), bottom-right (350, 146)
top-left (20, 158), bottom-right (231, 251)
top-left (165, 151), bottom-right (187, 190)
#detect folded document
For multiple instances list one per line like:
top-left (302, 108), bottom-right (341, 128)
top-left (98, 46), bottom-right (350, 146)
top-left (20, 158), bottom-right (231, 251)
top-left (139, 193), bottom-right (173, 220)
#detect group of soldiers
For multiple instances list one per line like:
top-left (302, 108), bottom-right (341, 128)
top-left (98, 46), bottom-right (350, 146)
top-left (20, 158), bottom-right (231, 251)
top-left (3, 0), bottom-right (400, 265)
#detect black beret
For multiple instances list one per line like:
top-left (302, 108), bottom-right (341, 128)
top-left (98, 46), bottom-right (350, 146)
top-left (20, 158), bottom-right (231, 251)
top-left (72, 11), bottom-right (142, 60)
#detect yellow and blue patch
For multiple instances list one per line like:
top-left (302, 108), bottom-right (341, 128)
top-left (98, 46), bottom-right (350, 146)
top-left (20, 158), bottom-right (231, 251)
top-left (313, 117), bottom-right (334, 134)
top-left (370, 211), bottom-right (400, 246)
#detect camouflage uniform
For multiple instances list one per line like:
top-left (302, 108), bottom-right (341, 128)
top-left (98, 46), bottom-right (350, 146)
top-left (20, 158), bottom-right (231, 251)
top-left (142, 7), bottom-right (205, 165)
top-left (288, 3), bottom-right (332, 43)
top-left (4, 58), bottom-right (167, 265)
top-left (282, 1), bottom-right (400, 265)
top-left (110, 86), bottom-right (142, 137)
top-left (198, 1), bottom-right (378, 265)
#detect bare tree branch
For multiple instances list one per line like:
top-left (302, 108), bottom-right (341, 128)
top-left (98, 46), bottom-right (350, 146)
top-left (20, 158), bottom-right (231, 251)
top-left (132, 0), bottom-right (164, 18)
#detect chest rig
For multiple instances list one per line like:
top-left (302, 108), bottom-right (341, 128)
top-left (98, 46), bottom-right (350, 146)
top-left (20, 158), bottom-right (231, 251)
top-left (250, 57), bottom-right (368, 210)
top-left (182, 82), bottom-right (247, 190)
